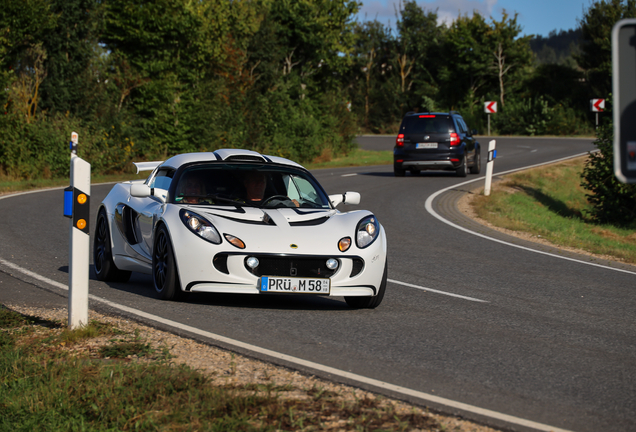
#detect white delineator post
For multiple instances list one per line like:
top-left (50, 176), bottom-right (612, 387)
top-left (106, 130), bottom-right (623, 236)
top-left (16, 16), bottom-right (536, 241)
top-left (67, 132), bottom-right (91, 329)
top-left (484, 140), bottom-right (497, 197)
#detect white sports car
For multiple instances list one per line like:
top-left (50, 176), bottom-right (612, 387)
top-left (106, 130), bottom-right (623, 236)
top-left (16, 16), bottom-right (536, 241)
top-left (94, 149), bottom-right (387, 308)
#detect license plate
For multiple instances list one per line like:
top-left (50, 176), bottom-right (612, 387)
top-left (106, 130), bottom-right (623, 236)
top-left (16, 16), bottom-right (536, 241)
top-left (416, 142), bottom-right (437, 149)
top-left (260, 276), bottom-right (330, 294)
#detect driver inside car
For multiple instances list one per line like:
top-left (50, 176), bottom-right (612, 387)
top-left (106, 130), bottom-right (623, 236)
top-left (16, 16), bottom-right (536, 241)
top-left (243, 171), bottom-right (299, 207)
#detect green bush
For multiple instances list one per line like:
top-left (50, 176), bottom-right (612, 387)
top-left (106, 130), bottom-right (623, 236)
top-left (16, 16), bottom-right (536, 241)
top-left (490, 96), bottom-right (593, 136)
top-left (0, 112), bottom-right (142, 180)
top-left (580, 111), bottom-right (636, 227)
top-left (492, 96), bottom-right (551, 136)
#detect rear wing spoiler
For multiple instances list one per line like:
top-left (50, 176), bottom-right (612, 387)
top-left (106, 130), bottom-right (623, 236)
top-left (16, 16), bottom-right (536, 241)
top-left (132, 161), bottom-right (163, 174)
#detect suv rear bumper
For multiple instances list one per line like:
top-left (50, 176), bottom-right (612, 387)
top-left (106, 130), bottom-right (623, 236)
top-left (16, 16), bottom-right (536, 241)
top-left (401, 160), bottom-right (455, 168)
top-left (394, 150), bottom-right (463, 170)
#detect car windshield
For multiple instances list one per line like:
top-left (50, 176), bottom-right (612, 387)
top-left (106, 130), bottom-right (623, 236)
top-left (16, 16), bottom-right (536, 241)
top-left (401, 115), bottom-right (454, 134)
top-left (173, 163), bottom-right (331, 209)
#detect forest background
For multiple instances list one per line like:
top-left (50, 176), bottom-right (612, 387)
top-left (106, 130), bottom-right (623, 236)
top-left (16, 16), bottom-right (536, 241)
top-left (0, 0), bottom-right (630, 180)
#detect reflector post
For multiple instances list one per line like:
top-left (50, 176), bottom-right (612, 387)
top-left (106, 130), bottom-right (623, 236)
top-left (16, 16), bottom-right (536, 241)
top-left (67, 134), bottom-right (91, 330)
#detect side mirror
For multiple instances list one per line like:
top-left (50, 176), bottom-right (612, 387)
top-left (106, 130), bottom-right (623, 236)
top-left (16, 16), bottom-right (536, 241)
top-left (130, 183), bottom-right (151, 198)
top-left (329, 191), bottom-right (361, 207)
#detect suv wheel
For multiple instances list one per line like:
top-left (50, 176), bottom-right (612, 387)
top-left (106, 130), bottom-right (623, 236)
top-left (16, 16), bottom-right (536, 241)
top-left (456, 155), bottom-right (467, 177)
top-left (394, 166), bottom-right (405, 177)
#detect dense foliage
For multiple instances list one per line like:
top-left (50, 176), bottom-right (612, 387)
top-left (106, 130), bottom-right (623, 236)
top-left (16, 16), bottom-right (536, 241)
top-left (0, 0), bottom-right (632, 180)
top-left (581, 101), bottom-right (636, 226)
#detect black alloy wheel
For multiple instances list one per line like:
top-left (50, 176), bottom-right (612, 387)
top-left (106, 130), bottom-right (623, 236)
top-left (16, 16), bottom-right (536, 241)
top-left (93, 209), bottom-right (131, 282)
top-left (152, 225), bottom-right (182, 300)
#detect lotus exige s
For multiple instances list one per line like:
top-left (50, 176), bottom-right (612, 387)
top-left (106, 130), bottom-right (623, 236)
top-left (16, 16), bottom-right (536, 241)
top-left (94, 149), bottom-right (387, 308)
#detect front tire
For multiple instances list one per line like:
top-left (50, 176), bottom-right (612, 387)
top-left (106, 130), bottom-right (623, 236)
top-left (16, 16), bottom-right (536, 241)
top-left (345, 260), bottom-right (387, 309)
top-left (93, 209), bottom-right (131, 282)
top-left (152, 225), bottom-right (182, 300)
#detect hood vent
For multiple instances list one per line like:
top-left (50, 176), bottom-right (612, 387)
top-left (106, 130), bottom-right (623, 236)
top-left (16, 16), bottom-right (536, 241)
top-left (289, 216), bottom-right (330, 226)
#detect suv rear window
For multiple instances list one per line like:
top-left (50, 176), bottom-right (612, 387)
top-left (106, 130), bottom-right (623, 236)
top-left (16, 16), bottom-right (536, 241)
top-left (400, 116), bottom-right (454, 134)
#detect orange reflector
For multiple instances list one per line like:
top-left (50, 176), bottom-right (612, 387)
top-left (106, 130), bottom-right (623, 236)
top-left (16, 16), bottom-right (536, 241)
top-left (77, 193), bottom-right (87, 204)
top-left (225, 234), bottom-right (245, 249)
top-left (338, 237), bottom-right (351, 252)
top-left (77, 219), bottom-right (87, 230)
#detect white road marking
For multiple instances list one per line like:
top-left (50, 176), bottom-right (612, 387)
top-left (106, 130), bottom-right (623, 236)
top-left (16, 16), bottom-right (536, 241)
top-left (0, 257), bottom-right (572, 432)
top-left (341, 173), bottom-right (357, 177)
top-left (388, 278), bottom-right (488, 302)
top-left (425, 152), bottom-right (636, 276)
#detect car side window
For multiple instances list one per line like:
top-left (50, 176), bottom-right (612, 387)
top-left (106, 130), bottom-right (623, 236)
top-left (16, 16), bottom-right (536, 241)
top-left (455, 118), bottom-right (468, 135)
top-left (149, 168), bottom-right (174, 190)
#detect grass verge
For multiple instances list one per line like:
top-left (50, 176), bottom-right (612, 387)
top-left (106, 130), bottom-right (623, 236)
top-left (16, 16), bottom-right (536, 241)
top-left (0, 305), bottom-right (473, 432)
top-left (471, 156), bottom-right (636, 264)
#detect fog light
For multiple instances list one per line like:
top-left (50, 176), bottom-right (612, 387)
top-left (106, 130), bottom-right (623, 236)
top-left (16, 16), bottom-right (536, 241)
top-left (326, 258), bottom-right (338, 270)
top-left (246, 257), bottom-right (259, 269)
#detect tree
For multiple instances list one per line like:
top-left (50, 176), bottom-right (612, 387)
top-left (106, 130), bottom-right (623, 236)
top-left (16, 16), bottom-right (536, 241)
top-left (577, 0), bottom-right (636, 97)
top-left (0, 0), bottom-right (56, 110)
top-left (261, 0), bottom-right (359, 84)
top-left (487, 11), bottom-right (533, 107)
top-left (394, 1), bottom-right (442, 112)
top-left (39, 0), bottom-right (102, 116)
top-left (349, 20), bottom-right (392, 127)
top-left (437, 13), bottom-right (493, 109)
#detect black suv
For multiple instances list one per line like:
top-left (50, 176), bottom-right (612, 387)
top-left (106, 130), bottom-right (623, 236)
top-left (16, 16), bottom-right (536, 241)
top-left (393, 112), bottom-right (481, 177)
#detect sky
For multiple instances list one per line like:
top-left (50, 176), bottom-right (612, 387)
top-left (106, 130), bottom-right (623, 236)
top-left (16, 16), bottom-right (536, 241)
top-left (356, 0), bottom-right (592, 37)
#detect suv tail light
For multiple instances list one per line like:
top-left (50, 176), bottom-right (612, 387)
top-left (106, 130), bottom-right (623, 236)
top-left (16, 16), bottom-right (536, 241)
top-left (396, 133), bottom-right (404, 147)
top-left (450, 132), bottom-right (460, 146)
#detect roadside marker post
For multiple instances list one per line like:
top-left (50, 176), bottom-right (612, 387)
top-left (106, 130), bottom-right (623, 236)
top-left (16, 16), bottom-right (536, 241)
top-left (63, 132), bottom-right (91, 329)
top-left (484, 140), bottom-right (497, 196)
top-left (484, 101), bottom-right (497, 135)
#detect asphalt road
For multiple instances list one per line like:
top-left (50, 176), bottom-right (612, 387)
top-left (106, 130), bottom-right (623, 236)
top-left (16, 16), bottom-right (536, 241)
top-left (2, 135), bottom-right (635, 432)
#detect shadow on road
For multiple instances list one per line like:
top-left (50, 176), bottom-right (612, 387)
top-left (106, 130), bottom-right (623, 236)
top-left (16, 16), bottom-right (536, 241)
top-left (88, 266), bottom-right (353, 312)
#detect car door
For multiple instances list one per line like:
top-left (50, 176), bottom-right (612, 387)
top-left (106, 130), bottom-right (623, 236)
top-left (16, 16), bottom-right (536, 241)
top-left (135, 168), bottom-right (174, 258)
top-left (456, 117), bottom-right (476, 163)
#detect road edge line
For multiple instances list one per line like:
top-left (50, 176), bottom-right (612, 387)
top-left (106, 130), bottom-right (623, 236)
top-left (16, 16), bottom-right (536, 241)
top-left (425, 152), bottom-right (636, 277)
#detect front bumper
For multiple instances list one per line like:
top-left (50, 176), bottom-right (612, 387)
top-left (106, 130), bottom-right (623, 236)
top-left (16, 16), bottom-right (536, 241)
top-left (174, 229), bottom-right (387, 298)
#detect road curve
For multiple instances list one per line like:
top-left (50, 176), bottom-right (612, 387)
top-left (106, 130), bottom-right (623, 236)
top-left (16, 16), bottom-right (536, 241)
top-left (1, 136), bottom-right (635, 432)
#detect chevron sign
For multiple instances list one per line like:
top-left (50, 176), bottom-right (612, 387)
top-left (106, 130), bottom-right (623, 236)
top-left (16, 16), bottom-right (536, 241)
top-left (590, 98), bottom-right (605, 112)
top-left (484, 101), bottom-right (497, 114)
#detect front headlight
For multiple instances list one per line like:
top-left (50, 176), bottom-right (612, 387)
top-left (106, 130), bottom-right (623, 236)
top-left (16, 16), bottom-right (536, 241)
top-left (355, 215), bottom-right (380, 248)
top-left (180, 209), bottom-right (221, 244)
